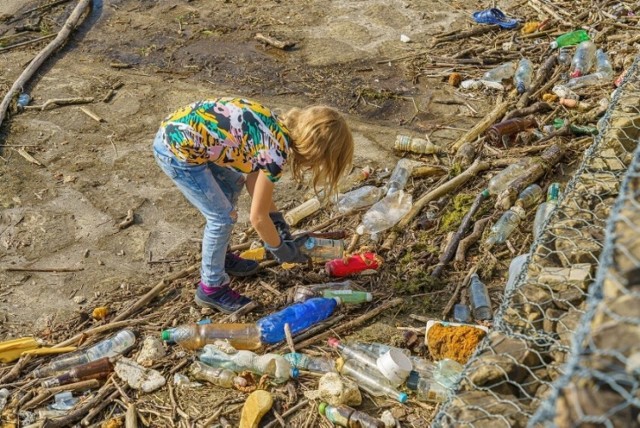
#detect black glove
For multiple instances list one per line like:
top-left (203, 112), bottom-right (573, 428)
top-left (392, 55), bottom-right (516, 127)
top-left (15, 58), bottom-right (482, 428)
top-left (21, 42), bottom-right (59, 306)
top-left (266, 235), bottom-right (309, 264)
top-left (269, 211), bottom-right (293, 241)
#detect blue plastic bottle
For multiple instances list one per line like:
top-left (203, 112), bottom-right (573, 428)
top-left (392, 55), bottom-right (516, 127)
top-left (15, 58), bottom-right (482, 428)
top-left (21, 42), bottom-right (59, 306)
top-left (257, 297), bottom-right (339, 344)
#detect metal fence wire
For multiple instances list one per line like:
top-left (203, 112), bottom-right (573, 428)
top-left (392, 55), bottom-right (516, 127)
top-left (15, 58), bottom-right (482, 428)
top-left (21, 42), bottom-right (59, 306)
top-left (433, 56), bottom-right (640, 428)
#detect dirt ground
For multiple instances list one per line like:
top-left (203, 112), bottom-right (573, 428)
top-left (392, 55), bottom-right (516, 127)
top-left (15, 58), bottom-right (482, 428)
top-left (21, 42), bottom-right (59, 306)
top-left (0, 0), bottom-right (491, 334)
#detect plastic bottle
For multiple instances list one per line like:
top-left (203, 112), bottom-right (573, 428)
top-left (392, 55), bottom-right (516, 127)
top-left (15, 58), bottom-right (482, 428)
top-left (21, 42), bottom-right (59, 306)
top-left (514, 58), bottom-right (534, 94)
top-left (570, 41), bottom-right (596, 78)
top-left (293, 281), bottom-right (355, 302)
top-left (558, 48), bottom-right (572, 65)
top-left (284, 197), bottom-right (323, 226)
top-left (34, 329), bottom-right (136, 378)
top-left (357, 191), bottom-right (412, 236)
top-left (550, 29), bottom-right (590, 49)
top-left (348, 342), bottom-right (410, 358)
top-left (506, 254), bottom-right (529, 293)
top-left (386, 158), bottom-right (415, 195)
top-left (469, 274), bottom-right (492, 320)
top-left (338, 358), bottom-right (408, 403)
top-left (406, 371), bottom-right (449, 403)
top-left (41, 357), bottom-right (113, 388)
top-left (199, 345), bottom-right (297, 383)
top-left (322, 290), bottom-right (372, 304)
top-left (594, 49), bottom-right (613, 77)
top-left (50, 391), bottom-right (78, 411)
top-left (162, 323), bottom-right (261, 350)
top-left (257, 297), bottom-right (339, 344)
top-left (487, 163), bottom-right (528, 196)
top-left (453, 304), bottom-right (471, 323)
top-left (0, 388), bottom-right (9, 413)
top-left (301, 237), bottom-right (345, 262)
top-left (318, 403), bottom-right (385, 428)
top-left (17, 93), bottom-right (31, 108)
top-left (482, 62), bottom-right (516, 82)
top-left (485, 206), bottom-right (525, 248)
top-left (433, 359), bottom-right (464, 389)
top-left (515, 184), bottom-right (543, 209)
top-left (283, 352), bottom-right (337, 373)
top-left (325, 252), bottom-right (382, 277)
top-left (394, 135), bottom-right (442, 154)
top-left (533, 183), bottom-right (560, 237)
top-left (486, 117), bottom-right (538, 147)
top-left (336, 186), bottom-right (384, 214)
top-left (189, 361), bottom-right (246, 388)
top-left (328, 338), bottom-right (379, 373)
top-left (566, 49), bottom-right (614, 89)
top-left (552, 84), bottom-right (579, 101)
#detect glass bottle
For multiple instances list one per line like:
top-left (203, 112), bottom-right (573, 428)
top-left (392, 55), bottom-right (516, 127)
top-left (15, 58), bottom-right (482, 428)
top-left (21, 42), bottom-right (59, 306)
top-left (487, 163), bottom-right (528, 196)
top-left (406, 371), bottom-right (449, 403)
top-left (550, 29), bottom-right (590, 49)
top-left (394, 135), bottom-right (442, 154)
top-left (283, 352), bottom-right (337, 373)
top-left (482, 62), bottom-right (516, 82)
top-left (41, 357), bottom-right (113, 388)
top-left (485, 206), bottom-right (526, 248)
top-left (318, 403), bottom-right (386, 428)
top-left (453, 304), bottom-right (471, 323)
top-left (293, 281), bottom-right (355, 302)
top-left (469, 274), bottom-right (492, 320)
top-left (257, 298), bottom-right (339, 344)
top-left (533, 183), bottom-right (560, 237)
top-left (338, 358), bottom-right (408, 403)
top-left (189, 361), bottom-right (246, 388)
top-left (301, 237), bottom-right (345, 262)
top-left (336, 186), bottom-right (384, 214)
top-left (570, 41), bottom-right (597, 78)
top-left (514, 58), bottom-right (534, 94)
top-left (515, 184), bottom-right (543, 209)
top-left (486, 117), bottom-right (538, 147)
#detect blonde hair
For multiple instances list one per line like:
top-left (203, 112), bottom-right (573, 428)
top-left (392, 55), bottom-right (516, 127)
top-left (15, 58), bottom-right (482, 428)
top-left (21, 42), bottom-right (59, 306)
top-left (282, 106), bottom-right (354, 197)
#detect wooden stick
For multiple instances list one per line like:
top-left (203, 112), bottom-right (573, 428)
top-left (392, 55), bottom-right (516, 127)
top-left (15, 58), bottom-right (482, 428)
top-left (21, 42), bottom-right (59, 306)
top-left (0, 34), bottom-right (57, 52)
top-left (263, 400), bottom-right (309, 428)
top-left (4, 266), bottom-right (83, 272)
top-left (80, 389), bottom-right (119, 426)
top-left (22, 390), bottom-right (52, 410)
top-left (23, 97), bottom-right (95, 111)
top-left (0, 354), bottom-right (32, 384)
top-left (381, 160), bottom-right (490, 250)
top-left (254, 33), bottom-right (296, 50)
top-left (433, 25), bottom-right (499, 44)
top-left (45, 379), bottom-right (100, 394)
top-left (79, 107), bottom-right (104, 123)
top-left (450, 102), bottom-right (510, 152)
top-left (118, 209), bottom-right (135, 229)
top-left (269, 314), bottom-right (346, 353)
top-left (516, 54), bottom-right (557, 109)
top-left (455, 217), bottom-right (492, 262)
top-left (441, 265), bottom-right (477, 319)
top-left (0, 0), bottom-right (92, 130)
top-left (503, 102), bottom-right (552, 121)
top-left (125, 403), bottom-right (138, 428)
top-left (295, 298), bottom-right (403, 349)
top-left (411, 165), bottom-right (446, 178)
top-left (284, 323), bottom-right (296, 353)
top-left (16, 148), bottom-right (44, 166)
top-left (18, 0), bottom-right (74, 17)
top-left (220, 300), bottom-right (259, 322)
top-left (42, 383), bottom-right (116, 428)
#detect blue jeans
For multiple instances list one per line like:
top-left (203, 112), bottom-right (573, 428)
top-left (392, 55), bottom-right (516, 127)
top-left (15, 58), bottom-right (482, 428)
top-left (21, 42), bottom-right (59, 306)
top-left (152, 130), bottom-right (245, 286)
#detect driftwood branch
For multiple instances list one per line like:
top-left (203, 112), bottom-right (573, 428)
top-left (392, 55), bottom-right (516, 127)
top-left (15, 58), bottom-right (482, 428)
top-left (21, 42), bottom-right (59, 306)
top-left (0, 34), bottom-right (56, 52)
top-left (255, 33), bottom-right (296, 50)
top-left (450, 101), bottom-right (510, 152)
top-left (118, 209), bottom-right (135, 229)
top-left (516, 54), bottom-right (558, 109)
top-left (455, 216), bottom-right (492, 263)
top-left (23, 97), bottom-right (94, 111)
top-left (441, 265), bottom-right (477, 319)
top-left (42, 383), bottom-right (116, 428)
top-left (504, 102), bottom-right (552, 121)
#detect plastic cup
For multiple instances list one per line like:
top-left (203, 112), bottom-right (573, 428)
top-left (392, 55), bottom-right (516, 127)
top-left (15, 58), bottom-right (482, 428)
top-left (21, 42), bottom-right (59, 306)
top-left (376, 349), bottom-right (412, 386)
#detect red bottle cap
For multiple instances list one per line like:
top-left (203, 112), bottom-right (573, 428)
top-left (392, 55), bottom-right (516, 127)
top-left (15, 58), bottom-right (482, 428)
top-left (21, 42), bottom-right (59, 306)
top-left (570, 70), bottom-right (582, 78)
top-left (327, 338), bottom-right (340, 348)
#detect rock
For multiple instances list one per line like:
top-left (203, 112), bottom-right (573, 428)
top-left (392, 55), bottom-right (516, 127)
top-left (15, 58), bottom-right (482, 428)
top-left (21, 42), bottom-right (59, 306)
top-left (136, 336), bottom-right (166, 367)
top-left (239, 390), bottom-right (273, 428)
top-left (303, 372), bottom-right (361, 406)
top-left (381, 410), bottom-right (398, 428)
top-left (444, 390), bottom-right (529, 428)
top-left (73, 295), bottom-right (86, 304)
top-left (553, 289), bottom-right (586, 311)
top-left (467, 354), bottom-right (524, 386)
top-left (115, 358), bottom-right (166, 393)
top-left (538, 264), bottom-right (592, 292)
top-left (575, 172), bottom-right (621, 196)
top-left (592, 294), bottom-right (640, 328)
top-left (588, 148), bottom-right (628, 172)
top-left (556, 309), bottom-right (582, 348)
top-left (543, 308), bottom-right (565, 334)
top-left (553, 220), bottom-right (601, 266)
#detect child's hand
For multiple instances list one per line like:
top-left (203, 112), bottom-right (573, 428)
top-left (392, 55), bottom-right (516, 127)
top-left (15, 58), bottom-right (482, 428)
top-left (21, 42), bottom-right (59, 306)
top-left (269, 211), bottom-right (292, 241)
top-left (267, 235), bottom-right (309, 264)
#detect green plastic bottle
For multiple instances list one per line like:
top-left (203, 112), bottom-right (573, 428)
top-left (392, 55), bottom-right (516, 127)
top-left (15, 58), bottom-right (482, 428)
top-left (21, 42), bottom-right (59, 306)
top-left (322, 289), bottom-right (373, 304)
top-left (550, 29), bottom-right (590, 49)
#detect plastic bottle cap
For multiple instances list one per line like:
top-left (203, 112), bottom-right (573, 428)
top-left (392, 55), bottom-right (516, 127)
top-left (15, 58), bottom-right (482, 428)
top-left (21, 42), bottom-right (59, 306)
top-left (318, 402), bottom-right (328, 416)
top-left (161, 330), bottom-right (172, 341)
top-left (365, 292), bottom-right (373, 302)
top-left (397, 392), bottom-right (409, 403)
top-left (376, 349), bottom-right (413, 386)
top-left (327, 338), bottom-right (340, 348)
top-left (290, 368), bottom-right (300, 379)
top-left (406, 370), bottom-right (420, 390)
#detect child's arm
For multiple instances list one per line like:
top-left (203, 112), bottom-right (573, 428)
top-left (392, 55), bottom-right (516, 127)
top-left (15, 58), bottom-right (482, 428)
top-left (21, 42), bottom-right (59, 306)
top-left (246, 171), bottom-right (281, 247)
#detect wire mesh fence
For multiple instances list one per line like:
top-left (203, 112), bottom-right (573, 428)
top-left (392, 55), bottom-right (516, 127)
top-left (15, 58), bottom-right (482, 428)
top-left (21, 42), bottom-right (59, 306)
top-left (433, 56), bottom-right (640, 427)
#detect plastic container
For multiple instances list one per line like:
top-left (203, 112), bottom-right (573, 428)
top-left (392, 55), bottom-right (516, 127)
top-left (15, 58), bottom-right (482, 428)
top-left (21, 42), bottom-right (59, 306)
top-left (283, 352), bottom-right (337, 373)
top-left (319, 403), bottom-right (385, 428)
top-left (482, 61), bottom-right (516, 82)
top-left (358, 191), bottom-right (412, 236)
top-left (533, 183), bottom-right (560, 237)
top-left (506, 254), bottom-right (529, 293)
top-left (453, 304), bottom-right (471, 323)
top-left (550, 29), bottom-right (589, 49)
top-left (302, 237), bottom-right (345, 262)
top-left (514, 58), bottom-right (534, 94)
top-left (552, 84), bottom-right (579, 101)
top-left (336, 186), bottom-right (384, 214)
top-left (189, 361), bottom-right (246, 388)
top-left (469, 274), bottom-right (492, 320)
top-left (485, 206), bottom-right (525, 248)
top-left (433, 359), bottom-right (464, 389)
top-left (17, 93), bottom-right (31, 108)
top-left (161, 323), bottom-right (262, 350)
top-left (376, 349), bottom-right (413, 385)
top-left (394, 135), bottom-right (442, 154)
top-left (347, 341), bottom-right (411, 358)
top-left (558, 47), bottom-right (572, 65)
top-left (284, 197), bottom-right (323, 226)
top-left (199, 345), bottom-right (297, 383)
top-left (515, 184), bottom-right (543, 209)
top-left (257, 297), bottom-right (339, 344)
top-left (594, 49), bottom-right (613, 77)
top-left (487, 163), bottom-right (527, 196)
top-left (163, 318), bottom-right (212, 345)
top-left (34, 329), bottom-right (136, 378)
top-left (325, 252), bottom-right (382, 277)
top-left (486, 117), bottom-right (537, 147)
top-left (386, 158), bottom-right (416, 196)
top-left (570, 41), bottom-right (596, 78)
top-left (41, 357), bottom-right (113, 388)
top-left (337, 358), bottom-right (408, 403)
top-left (406, 371), bottom-right (449, 403)
top-left (293, 281), bottom-right (355, 302)
top-left (50, 391), bottom-right (78, 411)
top-left (322, 290), bottom-right (372, 304)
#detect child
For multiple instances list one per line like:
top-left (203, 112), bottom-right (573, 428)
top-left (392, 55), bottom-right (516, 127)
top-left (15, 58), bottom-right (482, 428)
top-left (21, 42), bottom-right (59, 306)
top-left (153, 98), bottom-right (354, 313)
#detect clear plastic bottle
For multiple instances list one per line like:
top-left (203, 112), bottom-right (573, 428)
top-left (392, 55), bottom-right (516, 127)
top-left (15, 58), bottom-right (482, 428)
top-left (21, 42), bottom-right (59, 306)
top-left (348, 341), bottom-right (411, 358)
top-left (487, 163), bottom-right (528, 196)
top-left (469, 274), bottom-right (492, 320)
top-left (570, 41), bottom-right (597, 78)
top-left (594, 49), bottom-right (613, 77)
top-left (558, 48), bottom-right (572, 65)
top-left (34, 329), bottom-right (136, 378)
top-left (162, 323), bottom-right (261, 351)
top-left (550, 29), bottom-right (590, 49)
top-left (336, 186), bottom-right (384, 214)
top-left (318, 403), bottom-right (385, 428)
top-left (284, 197), bottom-right (323, 226)
top-left (552, 84), bottom-right (579, 101)
top-left (433, 359), bottom-right (464, 389)
top-left (506, 254), bottom-right (529, 293)
top-left (386, 158), bottom-right (415, 195)
top-left (485, 206), bottom-right (526, 248)
top-left (189, 361), bottom-right (246, 388)
top-left (199, 345), bottom-right (297, 383)
top-left (257, 297), bottom-right (339, 344)
top-left (328, 338), bottom-right (379, 373)
top-left (0, 388), bottom-right (9, 413)
top-left (533, 183), bottom-right (560, 237)
top-left (482, 62), bottom-right (516, 82)
top-left (514, 58), bottom-right (534, 94)
top-left (453, 304), bottom-right (471, 323)
top-left (41, 357), bottom-right (113, 388)
top-left (293, 281), bottom-right (355, 302)
top-left (394, 135), bottom-right (442, 154)
top-left (515, 184), bottom-right (543, 209)
top-left (301, 237), bottom-right (345, 262)
top-left (566, 49), bottom-right (614, 89)
top-left (406, 371), bottom-right (449, 403)
top-left (338, 358), bottom-right (408, 403)
top-left (283, 352), bottom-right (337, 373)
top-left (322, 290), bottom-right (372, 304)
top-left (357, 191), bottom-right (412, 236)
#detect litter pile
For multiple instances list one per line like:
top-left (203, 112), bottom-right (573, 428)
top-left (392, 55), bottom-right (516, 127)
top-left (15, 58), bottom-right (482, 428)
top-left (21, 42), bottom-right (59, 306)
top-left (2, 1), bottom-right (639, 427)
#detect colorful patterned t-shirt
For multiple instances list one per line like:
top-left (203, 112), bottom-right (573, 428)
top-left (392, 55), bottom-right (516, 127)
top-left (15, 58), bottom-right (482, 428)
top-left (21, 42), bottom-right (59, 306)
top-left (160, 98), bottom-right (291, 182)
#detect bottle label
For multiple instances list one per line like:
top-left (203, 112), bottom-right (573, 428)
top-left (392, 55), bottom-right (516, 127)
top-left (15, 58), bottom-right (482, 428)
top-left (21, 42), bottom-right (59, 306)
top-left (394, 135), bottom-right (411, 151)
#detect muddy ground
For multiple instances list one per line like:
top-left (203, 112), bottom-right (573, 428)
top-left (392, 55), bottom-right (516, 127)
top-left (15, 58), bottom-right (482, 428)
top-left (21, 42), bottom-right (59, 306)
top-left (0, 0), bottom-right (497, 334)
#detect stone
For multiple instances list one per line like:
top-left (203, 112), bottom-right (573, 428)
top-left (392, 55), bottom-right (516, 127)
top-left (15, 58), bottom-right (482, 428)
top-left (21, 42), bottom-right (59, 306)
top-left (380, 410), bottom-right (398, 428)
top-left (588, 148), bottom-right (628, 172)
top-left (72, 295), bottom-right (86, 304)
top-left (553, 220), bottom-right (601, 266)
top-left (555, 309), bottom-right (583, 349)
top-left (136, 336), bottom-right (166, 367)
top-left (444, 390), bottom-right (529, 428)
top-left (467, 354), bottom-right (523, 386)
top-left (115, 358), bottom-right (166, 393)
top-left (538, 264), bottom-right (592, 292)
top-left (543, 308), bottom-right (565, 334)
top-left (554, 381), bottom-right (636, 427)
top-left (303, 372), bottom-right (361, 406)
top-left (239, 390), bottom-right (273, 428)
top-left (553, 289), bottom-right (586, 311)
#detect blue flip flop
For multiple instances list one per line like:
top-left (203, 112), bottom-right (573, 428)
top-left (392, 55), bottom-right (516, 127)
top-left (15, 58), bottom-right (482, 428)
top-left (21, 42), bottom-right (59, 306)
top-left (472, 8), bottom-right (519, 29)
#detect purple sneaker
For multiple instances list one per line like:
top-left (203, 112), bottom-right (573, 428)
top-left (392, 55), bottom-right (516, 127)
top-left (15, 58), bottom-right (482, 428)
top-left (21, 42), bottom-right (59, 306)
top-left (225, 252), bottom-right (260, 277)
top-left (195, 282), bottom-right (252, 314)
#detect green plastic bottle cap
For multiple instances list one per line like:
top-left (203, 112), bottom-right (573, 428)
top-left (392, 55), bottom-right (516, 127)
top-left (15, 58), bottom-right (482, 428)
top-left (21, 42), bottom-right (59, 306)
top-left (318, 402), bottom-right (328, 416)
top-left (398, 392), bottom-right (408, 403)
top-left (161, 330), bottom-right (171, 341)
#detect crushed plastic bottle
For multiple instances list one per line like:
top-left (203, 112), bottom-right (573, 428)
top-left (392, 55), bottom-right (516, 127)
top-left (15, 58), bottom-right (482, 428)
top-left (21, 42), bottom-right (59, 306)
top-left (515, 184), bottom-right (543, 209)
top-left (41, 357), bottom-right (113, 388)
top-left (482, 61), bottom-right (516, 82)
top-left (50, 391), bottom-right (78, 411)
top-left (514, 58), bottom-right (534, 94)
top-left (485, 206), bottom-right (526, 248)
top-left (189, 361), bottom-right (246, 388)
top-left (337, 186), bottom-right (384, 214)
top-left (469, 274), bottom-right (492, 320)
top-left (325, 252), bottom-right (382, 277)
top-left (34, 329), bottom-right (136, 378)
top-left (257, 297), bottom-right (339, 344)
top-left (394, 135), bottom-right (442, 154)
top-left (337, 358), bottom-right (408, 403)
top-left (533, 183), bottom-right (560, 237)
top-left (386, 158), bottom-right (416, 196)
top-left (550, 29), bottom-right (590, 49)
top-left (199, 345), bottom-right (297, 383)
top-left (357, 191), bottom-right (412, 236)
top-left (453, 304), bottom-right (471, 323)
top-left (284, 352), bottom-right (337, 373)
top-left (162, 323), bottom-right (262, 351)
top-left (302, 237), bottom-right (345, 262)
top-left (319, 403), bottom-right (385, 428)
top-left (570, 41), bottom-right (596, 78)
top-left (293, 281), bottom-right (355, 302)
top-left (506, 254), bottom-right (529, 293)
top-left (558, 47), bottom-right (572, 65)
top-left (433, 359), bottom-right (464, 389)
top-left (552, 84), bottom-right (579, 101)
top-left (406, 371), bottom-right (449, 403)
top-left (487, 163), bottom-right (528, 196)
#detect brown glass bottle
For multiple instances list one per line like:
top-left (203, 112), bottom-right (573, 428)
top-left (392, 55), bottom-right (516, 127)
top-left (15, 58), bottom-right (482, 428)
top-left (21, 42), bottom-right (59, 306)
top-left (41, 357), bottom-right (113, 388)
top-left (486, 117), bottom-right (538, 147)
